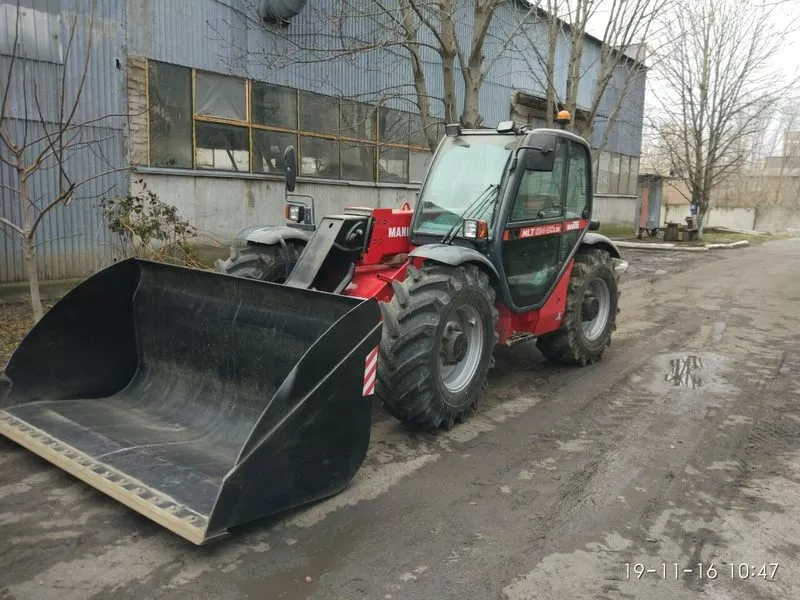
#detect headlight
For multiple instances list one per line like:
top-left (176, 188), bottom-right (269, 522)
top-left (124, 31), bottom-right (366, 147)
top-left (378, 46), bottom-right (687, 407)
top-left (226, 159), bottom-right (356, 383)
top-left (285, 204), bottom-right (305, 222)
top-left (462, 219), bottom-right (488, 240)
top-left (463, 220), bottom-right (478, 238)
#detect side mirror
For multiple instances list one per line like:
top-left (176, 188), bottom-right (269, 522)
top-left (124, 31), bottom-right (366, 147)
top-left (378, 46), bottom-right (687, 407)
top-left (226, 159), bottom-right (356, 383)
top-left (589, 219), bottom-right (600, 231)
top-left (284, 146), bottom-right (297, 193)
top-left (524, 147), bottom-right (555, 172)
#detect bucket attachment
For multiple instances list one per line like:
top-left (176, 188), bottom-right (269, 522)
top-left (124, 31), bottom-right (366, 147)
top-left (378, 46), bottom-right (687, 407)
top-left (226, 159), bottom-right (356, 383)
top-left (0, 259), bottom-right (382, 544)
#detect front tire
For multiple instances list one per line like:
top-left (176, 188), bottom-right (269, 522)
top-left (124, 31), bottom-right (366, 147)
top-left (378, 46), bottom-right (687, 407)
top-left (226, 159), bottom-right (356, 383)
top-left (214, 242), bottom-right (304, 283)
top-left (377, 263), bottom-right (499, 430)
top-left (536, 248), bottom-right (619, 366)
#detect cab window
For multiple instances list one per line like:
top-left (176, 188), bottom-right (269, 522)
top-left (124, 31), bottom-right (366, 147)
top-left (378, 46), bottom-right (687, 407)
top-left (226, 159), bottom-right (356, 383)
top-left (509, 140), bottom-right (567, 222)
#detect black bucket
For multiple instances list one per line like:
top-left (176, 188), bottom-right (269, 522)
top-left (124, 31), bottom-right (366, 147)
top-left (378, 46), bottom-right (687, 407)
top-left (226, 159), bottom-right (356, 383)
top-left (0, 258), bottom-right (382, 544)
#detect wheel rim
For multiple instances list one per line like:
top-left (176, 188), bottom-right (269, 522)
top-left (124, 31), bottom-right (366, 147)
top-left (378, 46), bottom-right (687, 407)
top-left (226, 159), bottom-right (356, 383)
top-left (438, 302), bottom-right (484, 395)
top-left (581, 278), bottom-right (611, 342)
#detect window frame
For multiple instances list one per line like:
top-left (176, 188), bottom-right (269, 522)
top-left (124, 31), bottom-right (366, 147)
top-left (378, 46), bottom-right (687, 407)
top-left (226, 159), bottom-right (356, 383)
top-left (145, 60), bottom-right (435, 184)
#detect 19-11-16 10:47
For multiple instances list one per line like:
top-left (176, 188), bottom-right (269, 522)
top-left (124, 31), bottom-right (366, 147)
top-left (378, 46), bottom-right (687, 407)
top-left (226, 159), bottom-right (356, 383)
top-left (624, 562), bottom-right (779, 580)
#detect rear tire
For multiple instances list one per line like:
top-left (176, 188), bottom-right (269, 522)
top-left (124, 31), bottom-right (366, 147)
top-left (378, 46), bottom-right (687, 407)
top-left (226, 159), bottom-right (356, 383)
top-left (214, 242), bottom-right (304, 283)
top-left (536, 248), bottom-right (619, 366)
top-left (377, 264), bottom-right (499, 430)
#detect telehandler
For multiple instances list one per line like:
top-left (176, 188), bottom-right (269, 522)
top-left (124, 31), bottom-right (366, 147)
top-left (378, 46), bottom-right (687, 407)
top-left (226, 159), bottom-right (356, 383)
top-left (0, 113), bottom-right (627, 544)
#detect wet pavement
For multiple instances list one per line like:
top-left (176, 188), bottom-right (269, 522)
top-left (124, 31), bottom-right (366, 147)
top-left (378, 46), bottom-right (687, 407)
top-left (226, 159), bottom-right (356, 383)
top-left (1, 241), bottom-right (799, 600)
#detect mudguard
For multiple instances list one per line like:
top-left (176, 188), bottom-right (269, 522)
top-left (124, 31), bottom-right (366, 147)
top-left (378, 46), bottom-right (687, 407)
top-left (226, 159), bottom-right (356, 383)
top-left (235, 224), bottom-right (312, 246)
top-left (581, 232), bottom-right (622, 259)
top-left (409, 243), bottom-right (500, 280)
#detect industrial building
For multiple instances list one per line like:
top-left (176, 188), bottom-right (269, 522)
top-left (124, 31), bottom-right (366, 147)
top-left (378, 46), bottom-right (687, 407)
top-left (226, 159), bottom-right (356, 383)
top-left (0, 0), bottom-right (646, 283)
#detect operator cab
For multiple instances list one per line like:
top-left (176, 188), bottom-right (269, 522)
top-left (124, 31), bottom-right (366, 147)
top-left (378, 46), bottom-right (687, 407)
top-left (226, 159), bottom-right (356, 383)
top-left (410, 115), bottom-right (596, 313)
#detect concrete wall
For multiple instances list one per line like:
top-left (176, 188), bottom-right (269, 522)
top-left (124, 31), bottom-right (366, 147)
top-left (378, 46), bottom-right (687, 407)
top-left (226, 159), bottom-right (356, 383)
top-left (138, 170), bottom-right (419, 241)
top-left (593, 195), bottom-right (638, 226)
top-left (660, 204), bottom-right (800, 232)
top-left (754, 206), bottom-right (800, 232)
top-left (139, 171), bottom-right (648, 241)
top-left (663, 204), bottom-right (756, 229)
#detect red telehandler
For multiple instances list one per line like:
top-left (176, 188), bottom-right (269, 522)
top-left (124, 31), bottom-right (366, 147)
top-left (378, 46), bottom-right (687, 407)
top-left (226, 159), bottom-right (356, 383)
top-left (0, 114), bottom-right (628, 544)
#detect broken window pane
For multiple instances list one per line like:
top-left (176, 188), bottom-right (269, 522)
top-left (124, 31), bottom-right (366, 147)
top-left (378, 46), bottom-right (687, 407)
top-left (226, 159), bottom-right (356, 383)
top-left (340, 101), bottom-right (376, 140)
top-left (148, 61), bottom-right (192, 168)
top-left (379, 146), bottom-right (408, 183)
top-left (299, 92), bottom-right (339, 135)
top-left (251, 82), bottom-right (297, 129)
top-left (195, 122), bottom-right (250, 171)
top-left (253, 130), bottom-right (297, 175)
top-left (342, 142), bottom-right (375, 181)
top-left (300, 136), bottom-right (339, 178)
top-left (379, 108), bottom-right (409, 144)
top-left (195, 71), bottom-right (246, 121)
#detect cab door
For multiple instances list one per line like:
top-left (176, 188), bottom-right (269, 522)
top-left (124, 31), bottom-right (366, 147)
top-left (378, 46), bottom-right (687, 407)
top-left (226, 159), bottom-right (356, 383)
top-left (500, 137), bottom-right (590, 310)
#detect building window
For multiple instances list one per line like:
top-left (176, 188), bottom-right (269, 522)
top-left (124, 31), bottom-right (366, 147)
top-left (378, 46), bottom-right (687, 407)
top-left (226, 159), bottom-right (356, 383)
top-left (628, 157), bottom-right (640, 196)
top-left (592, 152), bottom-right (639, 196)
top-left (619, 155), bottom-right (630, 198)
top-left (195, 122), bottom-right (249, 171)
top-left (596, 152), bottom-right (610, 195)
top-left (148, 61), bottom-right (192, 168)
top-left (251, 82), bottom-right (297, 129)
top-left (379, 146), bottom-right (409, 183)
top-left (195, 71), bottom-right (246, 120)
top-left (145, 60), bottom-right (437, 184)
top-left (253, 130), bottom-right (297, 174)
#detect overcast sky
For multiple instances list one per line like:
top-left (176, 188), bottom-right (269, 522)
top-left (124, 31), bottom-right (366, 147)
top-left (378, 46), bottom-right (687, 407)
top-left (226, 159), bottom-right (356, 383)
top-left (578, 0), bottom-right (800, 151)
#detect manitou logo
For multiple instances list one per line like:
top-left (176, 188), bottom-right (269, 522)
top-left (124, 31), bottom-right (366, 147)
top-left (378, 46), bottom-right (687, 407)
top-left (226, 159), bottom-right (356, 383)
top-left (388, 226), bottom-right (409, 238)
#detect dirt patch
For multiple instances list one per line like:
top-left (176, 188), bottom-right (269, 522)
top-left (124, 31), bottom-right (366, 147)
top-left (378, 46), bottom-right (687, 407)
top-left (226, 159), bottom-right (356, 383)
top-left (621, 248), bottom-right (723, 279)
top-left (0, 303), bottom-right (53, 369)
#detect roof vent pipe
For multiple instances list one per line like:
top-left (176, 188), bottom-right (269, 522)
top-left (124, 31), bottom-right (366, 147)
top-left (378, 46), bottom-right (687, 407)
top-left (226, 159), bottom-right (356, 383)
top-left (258, 0), bottom-right (309, 24)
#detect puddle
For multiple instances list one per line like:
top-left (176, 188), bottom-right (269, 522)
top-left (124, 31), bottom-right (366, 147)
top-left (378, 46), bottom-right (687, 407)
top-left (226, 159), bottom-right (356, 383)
top-left (642, 352), bottom-right (739, 398)
top-left (665, 355), bottom-right (704, 389)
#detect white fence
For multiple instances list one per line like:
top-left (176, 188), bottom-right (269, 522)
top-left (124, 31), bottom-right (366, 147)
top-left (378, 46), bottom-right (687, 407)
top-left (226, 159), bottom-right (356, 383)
top-left (662, 204), bottom-right (800, 232)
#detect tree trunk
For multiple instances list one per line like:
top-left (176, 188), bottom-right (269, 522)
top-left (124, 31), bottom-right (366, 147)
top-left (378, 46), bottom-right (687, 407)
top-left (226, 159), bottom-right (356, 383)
top-left (564, 0), bottom-right (587, 133)
top-left (439, 0), bottom-right (459, 125)
top-left (545, 5), bottom-right (558, 128)
top-left (461, 76), bottom-right (481, 128)
top-left (441, 51), bottom-right (458, 125)
top-left (399, 0), bottom-right (438, 152)
top-left (24, 235), bottom-right (43, 323)
top-left (20, 176), bottom-right (44, 323)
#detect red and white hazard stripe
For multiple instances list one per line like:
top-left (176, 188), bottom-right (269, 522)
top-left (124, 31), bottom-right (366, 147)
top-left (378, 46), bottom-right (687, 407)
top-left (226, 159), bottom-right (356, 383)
top-left (363, 346), bottom-right (379, 396)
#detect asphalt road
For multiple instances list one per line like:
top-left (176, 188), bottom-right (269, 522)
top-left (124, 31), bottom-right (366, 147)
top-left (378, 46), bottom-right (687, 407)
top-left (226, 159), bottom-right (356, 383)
top-left (1, 239), bottom-right (799, 600)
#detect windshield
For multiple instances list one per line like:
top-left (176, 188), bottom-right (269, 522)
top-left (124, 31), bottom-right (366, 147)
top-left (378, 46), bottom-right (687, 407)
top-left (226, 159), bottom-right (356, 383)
top-left (414, 134), bottom-right (520, 236)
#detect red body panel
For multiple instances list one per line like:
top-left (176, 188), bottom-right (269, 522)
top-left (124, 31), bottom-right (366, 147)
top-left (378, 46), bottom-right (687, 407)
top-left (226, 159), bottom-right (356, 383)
top-left (359, 207), bottom-right (414, 265)
top-left (343, 263), bottom-right (408, 303)
top-left (494, 260), bottom-right (574, 345)
top-left (502, 219), bottom-right (588, 241)
top-left (337, 207), bottom-right (578, 347)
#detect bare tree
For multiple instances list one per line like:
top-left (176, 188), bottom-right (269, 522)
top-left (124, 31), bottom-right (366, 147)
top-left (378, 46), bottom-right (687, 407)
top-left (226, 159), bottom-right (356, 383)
top-left (214, 0), bottom-right (658, 176)
top-left (225, 0), bottom-right (541, 152)
top-left (0, 0), bottom-right (126, 322)
top-left (651, 0), bottom-right (799, 236)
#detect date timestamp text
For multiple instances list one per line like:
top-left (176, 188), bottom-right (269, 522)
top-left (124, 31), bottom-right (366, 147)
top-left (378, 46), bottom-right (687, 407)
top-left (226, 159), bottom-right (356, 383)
top-left (624, 562), bottom-right (779, 581)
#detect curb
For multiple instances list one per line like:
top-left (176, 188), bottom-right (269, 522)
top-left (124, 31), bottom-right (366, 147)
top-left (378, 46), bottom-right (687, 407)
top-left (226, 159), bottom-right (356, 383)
top-left (614, 241), bottom-right (708, 252)
top-left (705, 240), bottom-right (750, 249)
top-left (613, 240), bottom-right (750, 252)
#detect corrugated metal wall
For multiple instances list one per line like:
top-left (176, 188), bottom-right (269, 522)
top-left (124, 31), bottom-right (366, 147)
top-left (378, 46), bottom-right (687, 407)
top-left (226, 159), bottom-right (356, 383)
top-left (127, 0), bottom-right (645, 151)
top-left (0, 0), bottom-right (127, 283)
top-left (1, 0), bottom-right (645, 283)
